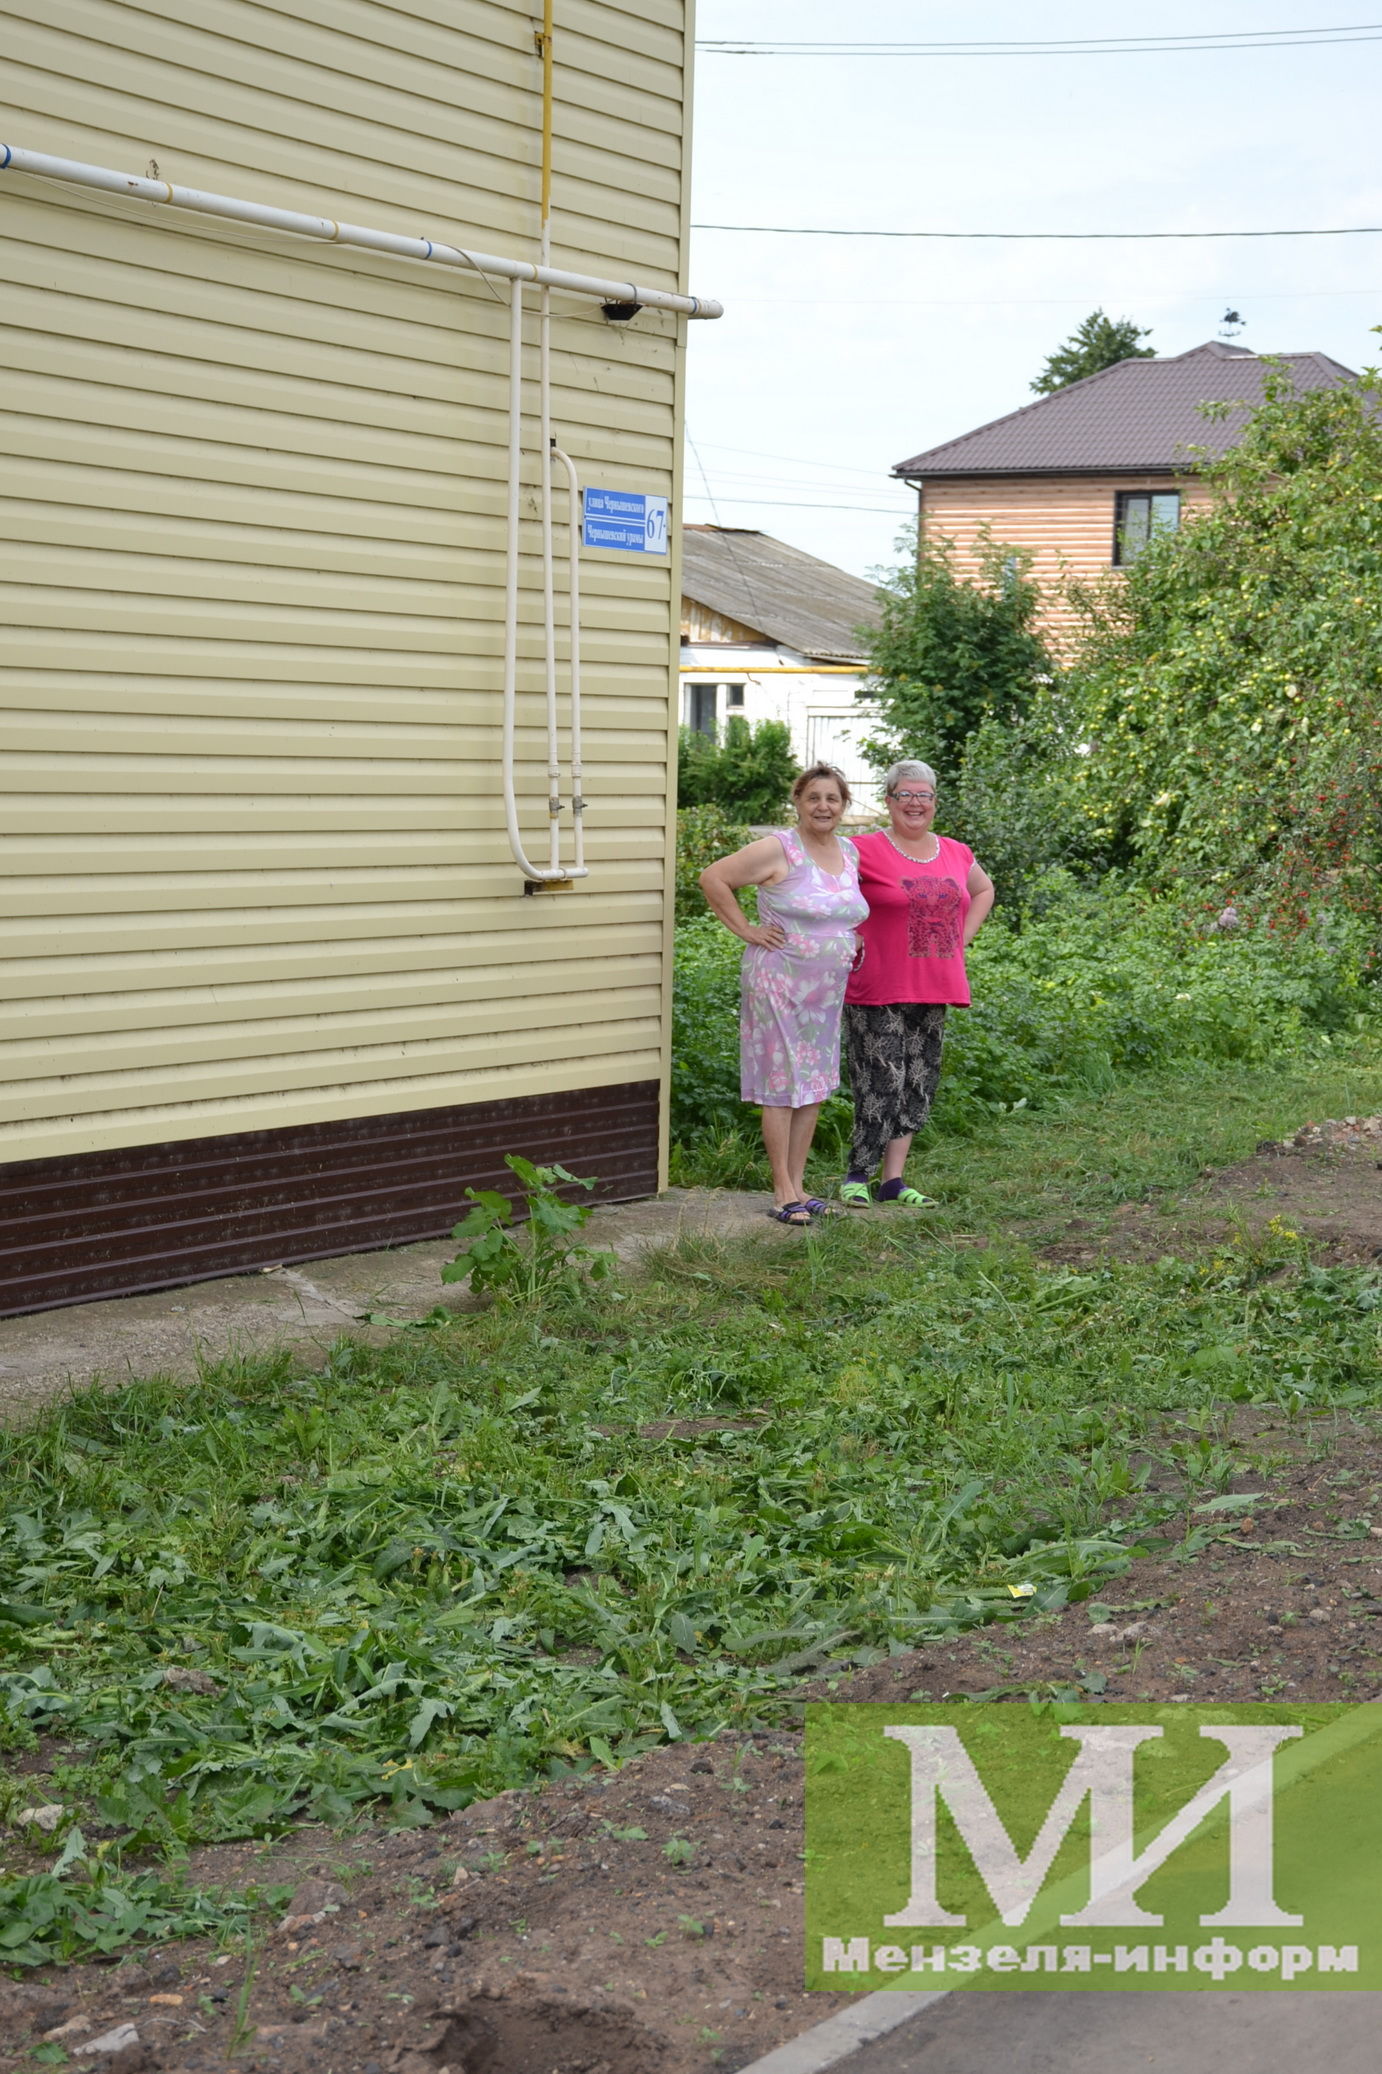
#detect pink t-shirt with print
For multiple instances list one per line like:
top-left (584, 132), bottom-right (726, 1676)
top-left (844, 830), bottom-right (974, 1007)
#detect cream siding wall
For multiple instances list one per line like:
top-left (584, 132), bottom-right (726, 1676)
top-left (917, 472), bottom-right (1214, 646)
top-left (0, 0), bottom-right (694, 1167)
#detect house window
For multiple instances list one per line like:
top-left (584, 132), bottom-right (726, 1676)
top-left (725, 683), bottom-right (745, 709)
top-left (688, 683), bottom-right (718, 736)
top-left (1114, 490), bottom-right (1180, 566)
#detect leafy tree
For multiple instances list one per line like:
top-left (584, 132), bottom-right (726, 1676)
top-left (676, 715), bottom-right (797, 822)
top-left (1064, 359), bottom-right (1382, 928)
top-left (1031, 309), bottom-right (1154, 395)
top-left (857, 531), bottom-right (1053, 779)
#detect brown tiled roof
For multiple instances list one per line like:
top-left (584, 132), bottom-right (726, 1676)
top-left (894, 342), bottom-right (1357, 479)
top-left (680, 527), bottom-right (881, 662)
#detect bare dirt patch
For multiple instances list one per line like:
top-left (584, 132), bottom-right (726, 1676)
top-left (0, 1733), bottom-right (845, 2074)
top-left (1049, 1117), bottom-right (1382, 1267)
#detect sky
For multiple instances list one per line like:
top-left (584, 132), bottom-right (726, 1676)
top-left (682, 1), bottom-right (1382, 580)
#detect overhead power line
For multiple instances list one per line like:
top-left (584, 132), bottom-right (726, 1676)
top-left (698, 22), bottom-right (1382, 57)
top-left (693, 222), bottom-right (1382, 242)
top-left (683, 492), bottom-right (910, 515)
top-left (695, 438), bottom-right (901, 479)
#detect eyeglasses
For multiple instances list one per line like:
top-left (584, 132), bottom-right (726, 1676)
top-left (891, 789), bottom-right (936, 804)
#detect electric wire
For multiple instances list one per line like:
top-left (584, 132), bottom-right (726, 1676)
top-left (693, 222), bottom-right (1382, 241)
top-left (684, 493), bottom-right (912, 515)
top-left (698, 23), bottom-right (1382, 57)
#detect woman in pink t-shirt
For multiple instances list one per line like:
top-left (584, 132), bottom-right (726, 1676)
top-left (840, 759), bottom-right (994, 1207)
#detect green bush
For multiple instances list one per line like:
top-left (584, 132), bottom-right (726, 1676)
top-left (671, 914), bottom-right (746, 1142)
top-left (677, 716), bottom-right (798, 821)
top-left (674, 804), bottom-right (753, 924)
top-left (670, 886), bottom-right (1376, 1163)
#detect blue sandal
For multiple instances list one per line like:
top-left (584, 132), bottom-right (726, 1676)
top-left (769, 1201), bottom-right (812, 1226)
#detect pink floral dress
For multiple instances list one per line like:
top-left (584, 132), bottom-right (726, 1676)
top-left (740, 829), bottom-right (868, 1107)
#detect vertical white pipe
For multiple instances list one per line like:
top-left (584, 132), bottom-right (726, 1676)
top-left (538, 282), bottom-right (562, 874)
top-left (552, 445), bottom-right (585, 873)
top-left (501, 278), bottom-right (544, 884)
top-left (500, 280), bottom-right (586, 885)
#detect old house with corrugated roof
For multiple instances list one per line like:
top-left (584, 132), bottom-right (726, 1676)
top-left (680, 526), bottom-right (883, 812)
top-left (893, 342), bottom-right (1356, 643)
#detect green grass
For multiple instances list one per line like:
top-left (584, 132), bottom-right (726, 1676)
top-left (4, 1045), bottom-right (1382, 1905)
top-left (673, 1046), bottom-right (1382, 1228)
top-left (883, 1046), bottom-right (1382, 1241)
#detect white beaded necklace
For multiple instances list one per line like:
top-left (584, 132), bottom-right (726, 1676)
top-left (883, 829), bottom-right (939, 865)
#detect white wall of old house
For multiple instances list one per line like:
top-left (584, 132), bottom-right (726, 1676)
top-left (680, 643), bottom-right (882, 816)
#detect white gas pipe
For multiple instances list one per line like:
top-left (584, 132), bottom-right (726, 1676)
top-left (551, 445), bottom-right (585, 875)
top-left (0, 145), bottom-right (722, 318)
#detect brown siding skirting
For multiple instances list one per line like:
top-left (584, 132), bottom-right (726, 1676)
top-left (0, 1083), bottom-right (660, 1318)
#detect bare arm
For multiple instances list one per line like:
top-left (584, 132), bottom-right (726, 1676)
top-left (700, 836), bottom-right (790, 949)
top-left (963, 861), bottom-right (995, 948)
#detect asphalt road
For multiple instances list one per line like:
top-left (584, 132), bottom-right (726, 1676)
top-left (828, 1992), bottom-right (1378, 2072)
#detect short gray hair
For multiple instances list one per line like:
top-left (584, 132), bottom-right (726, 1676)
top-left (883, 759), bottom-right (938, 796)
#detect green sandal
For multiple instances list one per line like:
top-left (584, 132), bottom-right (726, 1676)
top-left (839, 1181), bottom-right (872, 1208)
top-left (883, 1185), bottom-right (937, 1208)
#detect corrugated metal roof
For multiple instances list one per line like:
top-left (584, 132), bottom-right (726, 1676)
top-left (894, 342), bottom-right (1357, 479)
top-left (681, 527), bottom-right (882, 660)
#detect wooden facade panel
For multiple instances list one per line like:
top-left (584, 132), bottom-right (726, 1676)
top-left (0, 0), bottom-right (693, 1222)
top-left (918, 472), bottom-right (1215, 644)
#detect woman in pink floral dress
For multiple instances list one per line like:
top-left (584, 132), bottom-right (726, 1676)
top-left (699, 764), bottom-right (868, 1225)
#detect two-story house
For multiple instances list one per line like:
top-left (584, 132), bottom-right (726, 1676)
top-left (893, 341), bottom-right (1356, 643)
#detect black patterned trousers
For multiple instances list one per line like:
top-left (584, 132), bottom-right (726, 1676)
top-left (844, 1002), bottom-right (948, 1176)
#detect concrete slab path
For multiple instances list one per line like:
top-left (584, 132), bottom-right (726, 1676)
top-left (0, 1188), bottom-right (790, 1426)
top-left (759, 1989), bottom-right (1376, 2074)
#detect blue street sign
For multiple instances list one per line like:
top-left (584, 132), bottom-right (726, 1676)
top-left (581, 487), bottom-right (670, 555)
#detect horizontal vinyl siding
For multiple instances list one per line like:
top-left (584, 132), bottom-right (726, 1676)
top-left (918, 473), bottom-right (1214, 646)
top-left (0, 0), bottom-right (690, 1164)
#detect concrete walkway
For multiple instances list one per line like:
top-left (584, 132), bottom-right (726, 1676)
top-left (0, 1189), bottom-right (789, 1426)
top-left (747, 1991), bottom-right (1376, 2074)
